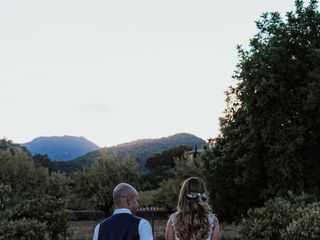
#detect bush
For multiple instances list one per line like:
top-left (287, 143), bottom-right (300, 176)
top-left (281, 202), bottom-right (320, 240)
top-left (239, 197), bottom-right (295, 240)
top-left (0, 219), bottom-right (46, 240)
top-left (10, 196), bottom-right (71, 240)
top-left (153, 179), bottom-right (182, 211)
top-left (239, 194), bottom-right (319, 240)
top-left (0, 194), bottom-right (70, 240)
top-left (0, 183), bottom-right (11, 211)
top-left (139, 190), bottom-right (158, 207)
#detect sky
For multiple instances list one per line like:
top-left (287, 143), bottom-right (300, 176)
top-left (0, 0), bottom-right (298, 147)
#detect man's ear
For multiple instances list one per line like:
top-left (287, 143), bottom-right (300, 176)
top-left (126, 196), bottom-right (131, 206)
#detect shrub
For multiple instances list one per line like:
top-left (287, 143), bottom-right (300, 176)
top-left (239, 194), bottom-right (319, 240)
top-left (153, 179), bottom-right (182, 211)
top-left (10, 196), bottom-right (71, 240)
top-left (0, 183), bottom-right (11, 211)
top-left (239, 197), bottom-right (295, 240)
top-left (0, 219), bottom-right (46, 240)
top-left (139, 190), bottom-right (158, 207)
top-left (0, 194), bottom-right (70, 240)
top-left (281, 202), bottom-right (320, 240)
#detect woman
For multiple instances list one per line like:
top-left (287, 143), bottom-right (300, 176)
top-left (165, 177), bottom-right (221, 240)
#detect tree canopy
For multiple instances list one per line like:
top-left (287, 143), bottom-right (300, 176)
top-left (203, 0), bottom-right (320, 222)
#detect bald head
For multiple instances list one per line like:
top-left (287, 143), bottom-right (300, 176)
top-left (113, 183), bottom-right (138, 207)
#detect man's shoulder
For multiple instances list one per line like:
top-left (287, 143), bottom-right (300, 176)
top-left (137, 216), bottom-right (149, 222)
top-left (137, 217), bottom-right (152, 227)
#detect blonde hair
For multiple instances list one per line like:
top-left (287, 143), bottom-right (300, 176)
top-left (175, 177), bottom-right (212, 240)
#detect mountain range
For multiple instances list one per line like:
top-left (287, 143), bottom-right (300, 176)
top-left (21, 135), bottom-right (100, 161)
top-left (69, 133), bottom-right (206, 171)
top-left (21, 133), bottom-right (206, 172)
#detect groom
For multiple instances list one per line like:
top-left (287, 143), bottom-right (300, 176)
top-left (93, 183), bottom-right (154, 240)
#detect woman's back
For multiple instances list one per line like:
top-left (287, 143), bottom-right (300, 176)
top-left (168, 212), bottom-right (218, 240)
top-left (164, 177), bottom-right (221, 240)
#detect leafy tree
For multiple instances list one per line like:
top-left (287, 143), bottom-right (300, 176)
top-left (203, 0), bottom-right (320, 221)
top-left (0, 195), bottom-right (70, 240)
top-left (154, 155), bottom-right (203, 211)
top-left (72, 150), bottom-right (140, 213)
top-left (0, 184), bottom-right (11, 211)
top-left (0, 147), bottom-right (49, 198)
top-left (145, 145), bottom-right (192, 170)
top-left (153, 178), bottom-right (182, 211)
top-left (47, 172), bottom-right (70, 199)
top-left (0, 219), bottom-right (46, 240)
top-left (33, 154), bottom-right (82, 175)
top-left (142, 145), bottom-right (192, 190)
top-left (0, 141), bottom-right (71, 239)
top-left (0, 183), bottom-right (69, 240)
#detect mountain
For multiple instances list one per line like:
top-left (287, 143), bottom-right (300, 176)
top-left (69, 133), bottom-right (206, 172)
top-left (22, 136), bottom-right (100, 161)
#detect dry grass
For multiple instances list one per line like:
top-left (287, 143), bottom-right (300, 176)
top-left (67, 220), bottom-right (99, 240)
top-left (220, 223), bottom-right (240, 240)
top-left (67, 220), bottom-right (240, 240)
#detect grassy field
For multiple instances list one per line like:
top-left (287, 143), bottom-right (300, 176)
top-left (67, 220), bottom-right (240, 240)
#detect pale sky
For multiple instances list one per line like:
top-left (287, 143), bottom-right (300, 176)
top-left (1, 0), bottom-right (297, 147)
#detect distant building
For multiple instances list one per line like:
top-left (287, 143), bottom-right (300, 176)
top-left (184, 145), bottom-right (204, 160)
top-left (184, 139), bottom-right (215, 160)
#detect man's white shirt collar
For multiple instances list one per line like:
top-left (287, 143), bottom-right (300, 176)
top-left (113, 208), bottom-right (132, 215)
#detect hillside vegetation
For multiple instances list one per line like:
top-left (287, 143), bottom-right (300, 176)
top-left (69, 133), bottom-right (205, 172)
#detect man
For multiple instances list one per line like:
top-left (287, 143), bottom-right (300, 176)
top-left (93, 183), bottom-right (154, 240)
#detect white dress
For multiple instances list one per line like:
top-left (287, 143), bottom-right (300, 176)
top-left (169, 213), bottom-right (218, 240)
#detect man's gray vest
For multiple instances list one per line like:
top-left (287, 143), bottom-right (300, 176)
top-left (98, 213), bottom-right (141, 240)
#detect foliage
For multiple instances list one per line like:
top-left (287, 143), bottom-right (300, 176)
top-left (0, 185), bottom-right (70, 240)
top-left (153, 155), bottom-right (203, 211)
top-left (0, 142), bottom-right (71, 240)
top-left (238, 193), bottom-right (318, 240)
top-left (33, 154), bottom-right (82, 175)
top-left (0, 219), bottom-right (46, 240)
top-left (153, 178), bottom-right (182, 211)
top-left (145, 145), bottom-right (192, 170)
top-left (0, 147), bottom-right (49, 198)
top-left (203, 0), bottom-right (320, 222)
top-left (281, 202), bottom-right (320, 240)
top-left (0, 183), bottom-right (11, 211)
top-left (47, 172), bottom-right (71, 199)
top-left (142, 145), bottom-right (191, 190)
top-left (139, 190), bottom-right (159, 207)
top-left (70, 133), bottom-right (205, 173)
top-left (71, 150), bottom-right (140, 213)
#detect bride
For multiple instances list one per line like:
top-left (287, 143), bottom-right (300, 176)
top-left (165, 177), bottom-right (221, 240)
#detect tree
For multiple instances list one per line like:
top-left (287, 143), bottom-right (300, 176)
top-left (203, 0), bottom-right (320, 222)
top-left (72, 150), bottom-right (140, 213)
top-left (0, 141), bottom-right (71, 239)
top-left (47, 172), bottom-right (70, 199)
top-left (142, 145), bottom-right (192, 190)
top-left (0, 147), bottom-right (48, 199)
top-left (154, 155), bottom-right (203, 211)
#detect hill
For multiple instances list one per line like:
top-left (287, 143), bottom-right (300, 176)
top-left (69, 133), bottom-right (206, 172)
top-left (21, 136), bottom-right (100, 161)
